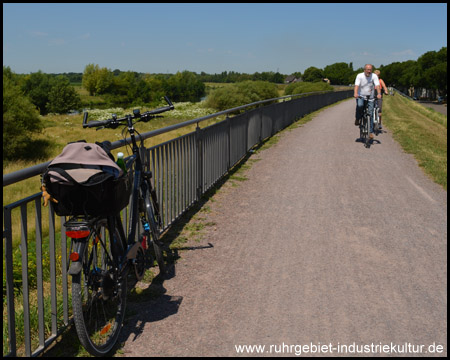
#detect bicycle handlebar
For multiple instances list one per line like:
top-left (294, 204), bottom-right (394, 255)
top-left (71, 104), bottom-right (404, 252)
top-left (83, 96), bottom-right (174, 129)
top-left (358, 95), bottom-right (376, 101)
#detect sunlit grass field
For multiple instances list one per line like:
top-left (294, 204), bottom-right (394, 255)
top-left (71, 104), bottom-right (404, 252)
top-left (383, 94), bottom-right (447, 190)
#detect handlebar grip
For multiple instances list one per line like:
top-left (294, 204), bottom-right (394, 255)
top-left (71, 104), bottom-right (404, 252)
top-left (164, 96), bottom-right (174, 108)
top-left (86, 120), bottom-right (110, 128)
top-left (83, 111), bottom-right (113, 128)
top-left (147, 106), bottom-right (171, 115)
top-left (82, 112), bottom-right (89, 128)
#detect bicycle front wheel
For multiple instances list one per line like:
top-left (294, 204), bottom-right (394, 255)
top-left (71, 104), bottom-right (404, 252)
top-left (144, 195), bottom-right (166, 275)
top-left (364, 114), bottom-right (370, 144)
top-left (360, 116), bottom-right (367, 141)
top-left (71, 218), bottom-right (127, 356)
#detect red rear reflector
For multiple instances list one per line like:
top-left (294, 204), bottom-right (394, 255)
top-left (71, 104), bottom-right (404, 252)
top-left (100, 323), bottom-right (112, 335)
top-left (69, 252), bottom-right (80, 261)
top-left (66, 230), bottom-right (90, 238)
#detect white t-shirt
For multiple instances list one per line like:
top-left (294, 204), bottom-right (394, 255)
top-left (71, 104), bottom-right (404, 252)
top-left (355, 72), bottom-right (380, 97)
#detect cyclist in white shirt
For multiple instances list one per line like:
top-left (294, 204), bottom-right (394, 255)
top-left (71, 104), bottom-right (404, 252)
top-left (354, 64), bottom-right (382, 139)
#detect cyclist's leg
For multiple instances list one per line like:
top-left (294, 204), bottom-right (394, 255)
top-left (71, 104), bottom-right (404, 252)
top-left (378, 98), bottom-right (383, 128)
top-left (368, 99), bottom-right (375, 137)
top-left (355, 97), bottom-right (364, 125)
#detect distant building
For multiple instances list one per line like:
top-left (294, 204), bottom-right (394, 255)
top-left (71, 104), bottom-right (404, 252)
top-left (285, 75), bottom-right (302, 84)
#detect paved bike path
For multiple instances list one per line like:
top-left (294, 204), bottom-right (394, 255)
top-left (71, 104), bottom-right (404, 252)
top-left (120, 99), bottom-right (447, 357)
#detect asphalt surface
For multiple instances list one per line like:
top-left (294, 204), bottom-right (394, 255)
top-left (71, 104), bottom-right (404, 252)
top-left (417, 101), bottom-right (447, 116)
top-left (120, 99), bottom-right (447, 357)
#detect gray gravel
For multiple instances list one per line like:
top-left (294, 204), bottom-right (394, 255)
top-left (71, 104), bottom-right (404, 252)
top-left (120, 99), bottom-right (447, 357)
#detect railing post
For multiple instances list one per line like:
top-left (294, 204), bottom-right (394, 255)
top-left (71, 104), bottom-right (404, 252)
top-left (195, 124), bottom-right (203, 201)
top-left (226, 116), bottom-right (231, 171)
top-left (4, 206), bottom-right (17, 357)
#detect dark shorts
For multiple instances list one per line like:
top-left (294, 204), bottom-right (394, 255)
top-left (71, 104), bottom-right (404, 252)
top-left (377, 98), bottom-right (383, 112)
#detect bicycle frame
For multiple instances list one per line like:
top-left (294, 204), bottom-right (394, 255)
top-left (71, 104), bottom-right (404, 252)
top-left (65, 119), bottom-right (155, 275)
top-left (122, 117), bottom-right (149, 261)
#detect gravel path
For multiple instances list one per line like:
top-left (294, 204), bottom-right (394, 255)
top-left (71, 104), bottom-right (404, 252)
top-left (119, 99), bottom-right (447, 357)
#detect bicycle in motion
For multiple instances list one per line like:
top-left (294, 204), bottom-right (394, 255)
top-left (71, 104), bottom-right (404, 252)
top-left (65, 97), bottom-right (174, 356)
top-left (358, 95), bottom-right (376, 147)
top-left (372, 97), bottom-right (381, 136)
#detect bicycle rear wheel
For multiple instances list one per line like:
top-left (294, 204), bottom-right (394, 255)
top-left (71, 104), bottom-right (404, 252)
top-left (71, 218), bottom-right (127, 356)
top-left (373, 107), bottom-right (380, 134)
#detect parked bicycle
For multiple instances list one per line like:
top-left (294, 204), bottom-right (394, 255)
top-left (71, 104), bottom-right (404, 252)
top-left (44, 97), bottom-right (174, 356)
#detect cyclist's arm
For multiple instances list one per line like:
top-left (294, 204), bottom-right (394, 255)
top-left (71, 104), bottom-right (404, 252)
top-left (376, 85), bottom-right (382, 98)
top-left (354, 85), bottom-right (360, 98)
top-left (380, 79), bottom-right (389, 95)
top-left (373, 74), bottom-right (382, 98)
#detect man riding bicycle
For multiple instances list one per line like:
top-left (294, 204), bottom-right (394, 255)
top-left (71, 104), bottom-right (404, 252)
top-left (354, 64), bottom-right (382, 139)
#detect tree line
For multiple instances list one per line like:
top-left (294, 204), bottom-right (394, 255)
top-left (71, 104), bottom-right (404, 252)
top-left (379, 47), bottom-right (446, 98)
top-left (5, 45), bottom-right (446, 115)
top-left (294, 47), bottom-right (447, 99)
top-left (81, 65), bottom-right (206, 107)
top-left (3, 47), bottom-right (446, 160)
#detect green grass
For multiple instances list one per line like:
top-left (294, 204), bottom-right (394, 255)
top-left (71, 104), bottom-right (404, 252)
top-left (383, 94), bottom-right (447, 190)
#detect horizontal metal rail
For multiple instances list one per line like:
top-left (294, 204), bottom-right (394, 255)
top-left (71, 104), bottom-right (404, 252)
top-left (3, 90), bottom-right (353, 356)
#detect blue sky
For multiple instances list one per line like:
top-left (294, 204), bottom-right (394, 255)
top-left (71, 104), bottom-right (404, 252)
top-left (3, 3), bottom-right (447, 75)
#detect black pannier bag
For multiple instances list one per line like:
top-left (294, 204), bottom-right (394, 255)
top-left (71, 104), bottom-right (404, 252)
top-left (43, 141), bottom-right (131, 216)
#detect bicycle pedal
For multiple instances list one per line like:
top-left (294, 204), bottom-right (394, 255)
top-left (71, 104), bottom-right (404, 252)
top-left (154, 240), bottom-right (166, 248)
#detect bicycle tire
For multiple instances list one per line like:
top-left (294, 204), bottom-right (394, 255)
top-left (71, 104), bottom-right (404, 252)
top-left (365, 113), bottom-right (371, 145)
top-left (144, 193), bottom-right (166, 275)
top-left (71, 218), bottom-right (127, 356)
top-left (359, 118), bottom-right (364, 140)
top-left (373, 107), bottom-right (380, 134)
top-left (359, 112), bottom-right (370, 143)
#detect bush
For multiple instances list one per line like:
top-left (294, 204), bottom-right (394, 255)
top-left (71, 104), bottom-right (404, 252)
top-left (3, 75), bottom-right (43, 160)
top-left (164, 71), bottom-right (206, 102)
top-left (21, 71), bottom-right (53, 115)
top-left (284, 81), bottom-right (333, 96)
top-left (47, 76), bottom-right (82, 114)
top-left (204, 80), bottom-right (279, 111)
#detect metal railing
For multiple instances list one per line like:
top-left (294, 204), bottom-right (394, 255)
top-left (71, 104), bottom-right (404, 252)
top-left (3, 89), bottom-right (353, 356)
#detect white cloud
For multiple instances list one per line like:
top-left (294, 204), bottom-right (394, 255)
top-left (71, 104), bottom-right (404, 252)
top-left (30, 31), bottom-right (48, 38)
top-left (48, 38), bottom-right (66, 46)
top-left (391, 49), bottom-right (415, 57)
